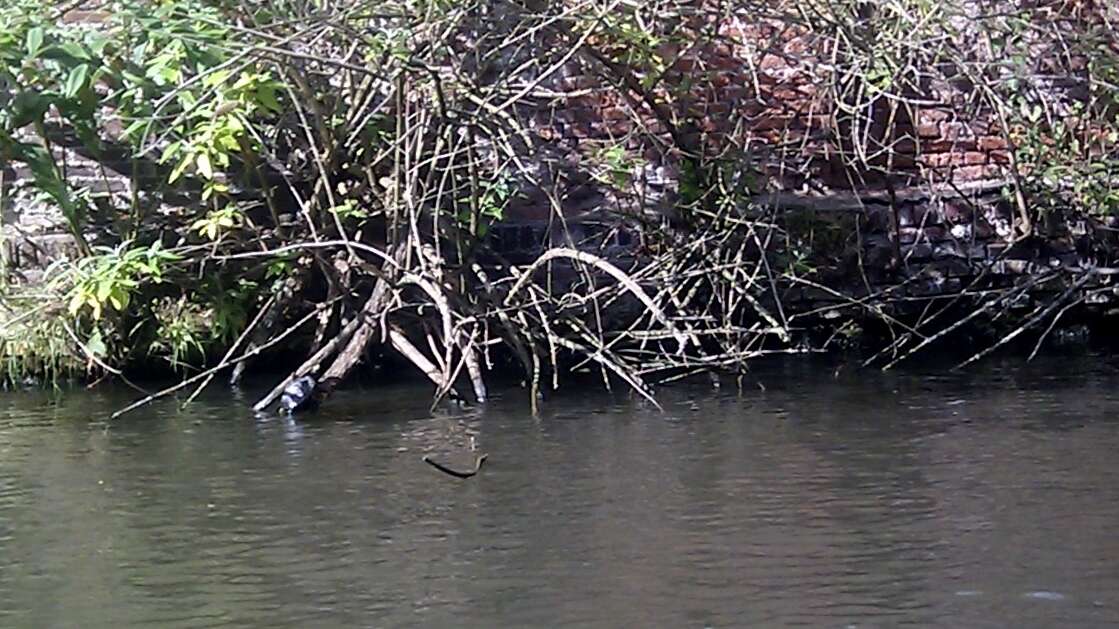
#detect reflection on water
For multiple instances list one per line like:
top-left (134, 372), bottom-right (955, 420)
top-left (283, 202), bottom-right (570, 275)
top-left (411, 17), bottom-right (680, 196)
top-left (1, 357), bottom-right (1118, 627)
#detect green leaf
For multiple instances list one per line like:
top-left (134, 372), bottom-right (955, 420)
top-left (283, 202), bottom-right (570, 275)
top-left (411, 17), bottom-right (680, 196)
top-left (26, 27), bottom-right (44, 57)
top-left (177, 90), bottom-right (197, 109)
top-left (159, 140), bottom-right (181, 164)
top-left (96, 280), bottom-right (113, 303)
top-left (108, 289), bottom-right (129, 311)
top-left (121, 119), bottom-right (147, 141)
top-left (85, 33), bottom-right (109, 56)
top-left (169, 155), bottom-right (192, 184)
top-left (256, 85), bottom-right (282, 112)
top-left (63, 64), bottom-right (90, 99)
top-left (218, 135), bottom-right (239, 152)
top-left (86, 329), bottom-right (107, 358)
top-left (68, 292), bottom-right (86, 317)
top-left (43, 42), bottom-right (92, 62)
top-left (202, 69), bottom-right (231, 88)
top-left (195, 153), bottom-right (213, 179)
top-left (10, 91), bottom-right (49, 128)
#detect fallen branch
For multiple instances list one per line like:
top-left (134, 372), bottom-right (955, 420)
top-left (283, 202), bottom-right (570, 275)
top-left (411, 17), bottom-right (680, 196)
top-left (250, 308), bottom-right (365, 412)
top-left (61, 322), bottom-right (150, 395)
top-left (182, 294), bottom-right (277, 408)
top-left (422, 453), bottom-right (487, 478)
top-left (112, 303), bottom-right (327, 420)
top-left (954, 271), bottom-right (1096, 370)
top-left (504, 247), bottom-right (694, 350)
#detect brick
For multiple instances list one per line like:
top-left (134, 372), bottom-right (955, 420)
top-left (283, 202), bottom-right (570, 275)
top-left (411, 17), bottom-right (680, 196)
top-left (940, 122), bottom-right (976, 141)
top-left (919, 109), bottom-right (952, 122)
top-left (989, 150), bottom-right (1011, 164)
top-left (920, 153), bottom-right (958, 167)
top-left (921, 139), bottom-right (976, 152)
top-left (559, 75), bottom-right (598, 91)
top-left (942, 202), bottom-right (973, 223)
top-left (890, 138), bottom-right (918, 153)
top-left (719, 85), bottom-right (750, 101)
top-left (918, 123), bottom-right (942, 138)
top-left (783, 38), bottom-right (810, 56)
top-left (955, 165), bottom-right (998, 180)
top-left (751, 115), bottom-right (793, 131)
top-left (758, 54), bottom-right (787, 71)
top-left (600, 107), bottom-right (629, 121)
top-left (963, 151), bottom-right (988, 165)
top-left (978, 136), bottom-right (1009, 150)
top-left (920, 226), bottom-right (948, 242)
top-left (596, 120), bottom-right (631, 137)
top-left (797, 83), bottom-right (820, 97)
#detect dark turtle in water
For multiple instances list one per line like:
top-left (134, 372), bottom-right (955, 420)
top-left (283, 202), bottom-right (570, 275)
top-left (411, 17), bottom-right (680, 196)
top-left (280, 375), bottom-right (319, 414)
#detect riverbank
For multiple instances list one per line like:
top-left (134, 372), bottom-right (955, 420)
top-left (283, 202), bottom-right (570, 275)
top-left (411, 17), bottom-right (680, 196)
top-left (3, 0), bottom-right (1118, 409)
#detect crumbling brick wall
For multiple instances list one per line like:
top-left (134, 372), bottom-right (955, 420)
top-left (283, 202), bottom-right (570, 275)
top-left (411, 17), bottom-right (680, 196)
top-left (515, 0), bottom-right (1110, 222)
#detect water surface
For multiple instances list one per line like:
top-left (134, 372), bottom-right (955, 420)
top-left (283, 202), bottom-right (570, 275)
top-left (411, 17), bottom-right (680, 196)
top-left (1, 357), bottom-right (1118, 627)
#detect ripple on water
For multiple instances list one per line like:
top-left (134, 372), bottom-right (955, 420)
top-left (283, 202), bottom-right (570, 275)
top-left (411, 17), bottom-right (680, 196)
top-left (1025, 591), bottom-right (1068, 601)
top-left (0, 365), bottom-right (1117, 627)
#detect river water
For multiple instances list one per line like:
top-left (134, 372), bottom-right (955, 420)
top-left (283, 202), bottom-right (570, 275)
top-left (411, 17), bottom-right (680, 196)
top-left (1, 356), bottom-right (1118, 628)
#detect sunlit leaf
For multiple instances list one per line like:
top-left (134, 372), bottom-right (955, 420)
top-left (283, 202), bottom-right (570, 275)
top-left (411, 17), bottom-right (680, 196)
top-left (195, 152), bottom-right (213, 179)
top-left (95, 280), bottom-right (112, 302)
top-left (86, 329), bottom-right (107, 358)
top-left (63, 64), bottom-right (90, 99)
top-left (169, 155), bottom-right (192, 183)
top-left (68, 293), bottom-right (86, 317)
top-left (25, 27), bottom-right (43, 57)
top-left (109, 289), bottom-right (129, 311)
top-left (121, 119), bottom-right (148, 141)
top-left (159, 141), bottom-right (181, 164)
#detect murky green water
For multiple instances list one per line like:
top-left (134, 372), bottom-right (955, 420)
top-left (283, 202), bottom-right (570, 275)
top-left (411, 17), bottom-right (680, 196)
top-left (1, 357), bottom-right (1118, 628)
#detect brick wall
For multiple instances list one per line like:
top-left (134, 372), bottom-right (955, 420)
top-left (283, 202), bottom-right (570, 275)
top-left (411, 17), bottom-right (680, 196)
top-left (4, 1), bottom-right (1115, 286)
top-left (507, 0), bottom-right (1110, 226)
